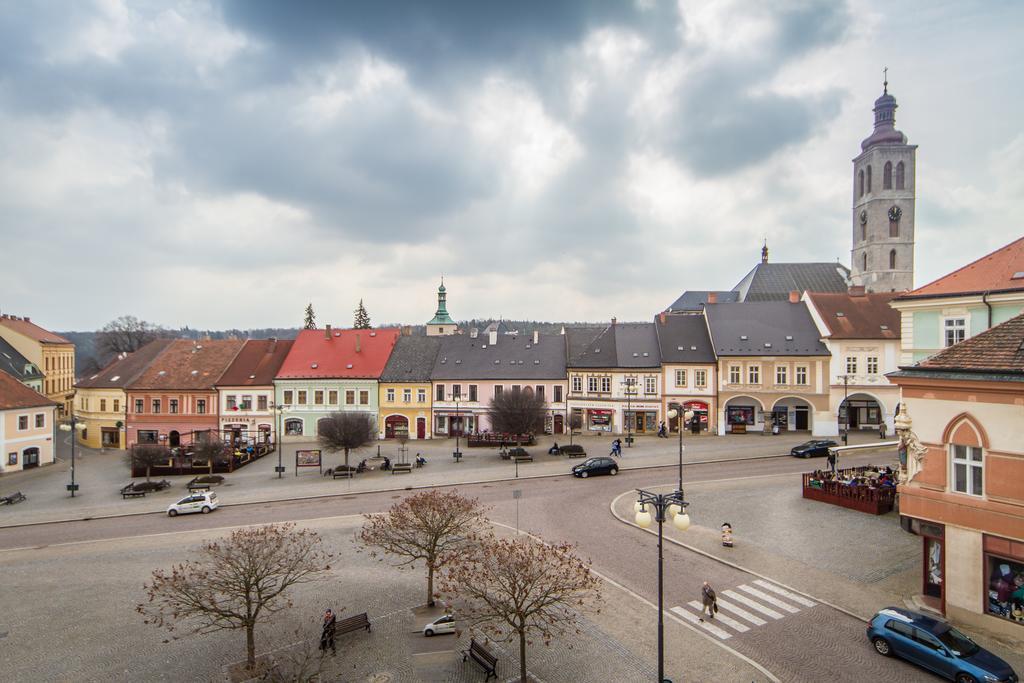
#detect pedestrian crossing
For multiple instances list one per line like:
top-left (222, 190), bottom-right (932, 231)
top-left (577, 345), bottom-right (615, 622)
top-left (670, 579), bottom-right (817, 640)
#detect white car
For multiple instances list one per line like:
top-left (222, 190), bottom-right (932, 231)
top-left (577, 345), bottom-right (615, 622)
top-left (423, 614), bottom-right (456, 637)
top-left (167, 491), bottom-right (219, 517)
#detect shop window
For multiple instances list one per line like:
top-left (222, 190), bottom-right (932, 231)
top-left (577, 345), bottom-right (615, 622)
top-left (727, 406), bottom-right (755, 426)
top-left (984, 537), bottom-right (1024, 624)
top-left (944, 318), bottom-right (966, 347)
top-left (138, 430), bottom-right (158, 444)
top-left (950, 444), bottom-right (983, 496)
top-left (7, 452), bottom-right (16, 466)
top-left (284, 419), bottom-right (303, 436)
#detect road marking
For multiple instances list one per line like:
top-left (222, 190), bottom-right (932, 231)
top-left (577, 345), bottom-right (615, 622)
top-left (752, 580), bottom-right (817, 607)
top-left (670, 606), bottom-right (732, 640)
top-left (712, 599), bottom-right (767, 626)
top-left (737, 585), bottom-right (801, 614)
top-left (686, 601), bottom-right (750, 632)
top-left (722, 590), bottom-right (784, 620)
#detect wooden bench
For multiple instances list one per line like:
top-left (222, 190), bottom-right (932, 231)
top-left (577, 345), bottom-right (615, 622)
top-left (121, 484), bottom-right (146, 499)
top-left (391, 463), bottom-right (412, 474)
top-left (462, 638), bottom-right (497, 680)
top-left (513, 455), bottom-right (532, 463)
top-left (559, 445), bottom-right (587, 458)
top-left (336, 612), bottom-right (371, 636)
top-left (0, 491), bottom-right (27, 505)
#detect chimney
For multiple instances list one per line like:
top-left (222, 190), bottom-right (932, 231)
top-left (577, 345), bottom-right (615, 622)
top-left (324, 324), bottom-right (332, 339)
top-left (402, 325), bottom-right (412, 336)
top-left (355, 334), bottom-right (361, 353)
top-left (23, 317), bottom-right (30, 322)
top-left (789, 290), bottom-right (800, 303)
top-left (707, 292), bottom-right (717, 304)
top-left (489, 330), bottom-right (498, 345)
top-left (848, 285), bottom-right (866, 297)
top-left (658, 312), bottom-right (666, 324)
top-left (532, 330), bottom-right (539, 344)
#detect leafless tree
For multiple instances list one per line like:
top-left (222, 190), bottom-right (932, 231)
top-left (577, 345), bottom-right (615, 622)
top-left (437, 536), bottom-right (601, 683)
top-left (567, 412), bottom-right (583, 446)
top-left (137, 523), bottom-right (333, 672)
top-left (191, 432), bottom-right (231, 475)
top-left (128, 444), bottom-right (171, 482)
top-left (317, 412), bottom-right (375, 468)
top-left (488, 388), bottom-right (546, 447)
top-left (96, 315), bottom-right (165, 359)
top-left (358, 490), bottom-right (490, 607)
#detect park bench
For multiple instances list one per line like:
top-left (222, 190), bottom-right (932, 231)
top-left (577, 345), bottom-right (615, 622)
top-left (337, 612), bottom-right (371, 636)
top-left (559, 444), bottom-right (586, 458)
top-left (462, 638), bottom-right (497, 680)
top-left (391, 462), bottom-right (412, 474)
top-left (120, 484), bottom-right (146, 499)
top-left (332, 467), bottom-right (359, 479)
top-left (187, 478), bottom-right (211, 492)
top-left (0, 491), bottom-right (27, 505)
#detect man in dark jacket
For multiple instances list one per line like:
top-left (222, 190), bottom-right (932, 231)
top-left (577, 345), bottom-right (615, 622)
top-left (699, 581), bottom-right (717, 622)
top-left (319, 608), bottom-right (337, 655)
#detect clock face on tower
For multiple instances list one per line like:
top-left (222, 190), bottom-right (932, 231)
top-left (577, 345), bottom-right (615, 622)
top-left (859, 210), bottom-right (867, 226)
top-left (888, 206), bottom-right (902, 222)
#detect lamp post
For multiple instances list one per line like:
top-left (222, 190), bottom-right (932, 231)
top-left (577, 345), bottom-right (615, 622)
top-left (623, 377), bottom-right (637, 447)
top-left (58, 414), bottom-right (86, 497)
top-left (839, 374), bottom-right (851, 445)
top-left (634, 487), bottom-right (690, 683)
top-left (274, 403), bottom-right (285, 478)
top-left (666, 407), bottom-right (695, 493)
top-left (449, 391), bottom-right (463, 459)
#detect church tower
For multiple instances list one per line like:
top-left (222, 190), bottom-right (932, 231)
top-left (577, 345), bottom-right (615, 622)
top-left (425, 278), bottom-right (458, 336)
top-left (850, 75), bottom-right (916, 292)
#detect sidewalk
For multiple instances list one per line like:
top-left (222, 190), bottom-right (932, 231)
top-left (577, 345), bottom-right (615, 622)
top-left (0, 431), bottom-right (885, 527)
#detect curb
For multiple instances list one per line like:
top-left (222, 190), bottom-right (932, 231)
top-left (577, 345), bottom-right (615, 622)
top-left (0, 451), bottom-right (798, 530)
top-left (608, 488), bottom-right (871, 623)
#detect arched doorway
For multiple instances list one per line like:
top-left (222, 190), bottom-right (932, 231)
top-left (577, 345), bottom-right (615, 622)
top-left (772, 397), bottom-right (813, 431)
top-left (840, 393), bottom-right (884, 431)
top-left (385, 414), bottom-right (409, 439)
top-left (22, 447), bottom-right (40, 469)
top-left (284, 418), bottom-right (303, 436)
top-left (168, 430), bottom-right (181, 447)
top-left (723, 396), bottom-right (764, 434)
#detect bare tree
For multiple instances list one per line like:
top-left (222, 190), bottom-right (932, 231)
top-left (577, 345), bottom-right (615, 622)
top-left (191, 432), bottom-right (231, 475)
top-left (488, 388), bottom-right (546, 447)
top-left (128, 444), bottom-right (171, 482)
top-left (137, 523), bottom-right (333, 672)
top-left (358, 490), bottom-right (490, 607)
top-left (96, 315), bottom-right (164, 359)
top-left (317, 412), bottom-right (375, 468)
top-left (567, 412), bottom-right (583, 446)
top-left (437, 536), bottom-right (602, 683)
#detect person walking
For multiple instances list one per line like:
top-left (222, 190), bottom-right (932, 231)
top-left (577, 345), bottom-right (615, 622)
top-left (879, 422), bottom-right (887, 439)
top-left (610, 438), bottom-right (622, 457)
top-left (699, 581), bottom-right (717, 621)
top-left (319, 608), bottom-right (337, 655)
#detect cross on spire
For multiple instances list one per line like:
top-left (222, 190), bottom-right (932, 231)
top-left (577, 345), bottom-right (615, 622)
top-left (883, 66), bottom-right (888, 94)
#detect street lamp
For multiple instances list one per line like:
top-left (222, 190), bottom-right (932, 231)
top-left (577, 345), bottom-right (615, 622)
top-left (448, 391), bottom-right (463, 459)
top-left (274, 404), bottom-right (285, 478)
top-left (622, 377), bottom-right (637, 447)
top-left (58, 414), bottom-right (86, 497)
top-left (666, 407), bottom-right (695, 493)
top-left (634, 487), bottom-right (690, 683)
top-left (838, 374), bottom-right (851, 445)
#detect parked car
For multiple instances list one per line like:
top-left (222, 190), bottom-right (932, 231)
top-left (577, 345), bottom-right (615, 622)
top-left (167, 491), bottom-right (219, 517)
top-left (423, 614), bottom-right (456, 637)
top-left (790, 439), bottom-right (838, 458)
top-left (867, 607), bottom-right (1018, 683)
top-left (572, 457), bottom-right (618, 478)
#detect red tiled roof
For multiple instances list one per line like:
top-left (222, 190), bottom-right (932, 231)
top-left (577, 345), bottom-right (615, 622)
top-left (217, 339), bottom-right (295, 386)
top-left (917, 312), bottom-right (1024, 373)
top-left (0, 314), bottom-right (72, 344)
top-left (276, 328), bottom-right (400, 379)
top-left (898, 236), bottom-right (1024, 299)
top-left (128, 339), bottom-right (245, 391)
top-left (0, 370), bottom-right (57, 411)
top-left (75, 339), bottom-right (175, 389)
top-left (806, 292), bottom-right (901, 339)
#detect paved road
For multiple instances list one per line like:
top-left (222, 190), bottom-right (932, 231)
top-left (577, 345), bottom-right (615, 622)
top-left (0, 453), bottom-right (935, 682)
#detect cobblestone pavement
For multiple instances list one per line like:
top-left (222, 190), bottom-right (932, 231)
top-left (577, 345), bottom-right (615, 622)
top-left (0, 429), bottom-right (885, 526)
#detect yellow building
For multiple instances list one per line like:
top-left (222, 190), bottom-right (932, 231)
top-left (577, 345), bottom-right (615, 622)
top-left (73, 339), bottom-right (173, 450)
top-left (377, 336), bottom-right (439, 440)
top-left (0, 370), bottom-right (58, 473)
top-left (0, 314), bottom-right (75, 416)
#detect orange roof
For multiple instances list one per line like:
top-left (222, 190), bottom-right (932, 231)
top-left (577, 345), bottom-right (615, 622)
top-left (128, 339), bottom-right (245, 391)
top-left (0, 370), bottom-right (57, 411)
top-left (276, 328), bottom-right (400, 379)
top-left (806, 291), bottom-right (901, 339)
top-left (0, 314), bottom-right (72, 344)
top-left (898, 236), bottom-right (1024, 299)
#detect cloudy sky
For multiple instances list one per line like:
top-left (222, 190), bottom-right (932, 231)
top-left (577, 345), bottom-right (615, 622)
top-left (1, 0), bottom-right (1021, 331)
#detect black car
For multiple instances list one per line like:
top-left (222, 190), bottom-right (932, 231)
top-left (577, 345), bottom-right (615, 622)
top-left (572, 457), bottom-right (618, 478)
top-left (790, 439), bottom-right (838, 458)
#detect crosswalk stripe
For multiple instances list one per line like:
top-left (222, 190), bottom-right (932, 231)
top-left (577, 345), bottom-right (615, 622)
top-left (737, 585), bottom-right (801, 614)
top-left (669, 606), bottom-right (732, 639)
top-left (714, 598), bottom-right (767, 626)
top-left (752, 580), bottom-right (817, 607)
top-left (687, 601), bottom-right (750, 632)
top-left (723, 590), bottom-right (784, 620)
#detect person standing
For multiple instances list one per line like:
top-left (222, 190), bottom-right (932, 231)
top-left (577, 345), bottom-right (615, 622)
top-left (699, 581), bottom-right (717, 622)
top-left (319, 608), bottom-right (337, 655)
top-left (879, 422), bottom-right (887, 439)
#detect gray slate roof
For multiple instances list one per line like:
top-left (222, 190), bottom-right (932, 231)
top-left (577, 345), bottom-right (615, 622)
top-left (666, 290), bottom-right (739, 312)
top-left (0, 335), bottom-right (43, 384)
top-left (655, 314), bottom-right (716, 363)
top-left (566, 323), bottom-right (660, 368)
top-left (705, 302), bottom-right (829, 356)
top-left (733, 263), bottom-right (850, 302)
top-left (379, 336), bottom-right (442, 382)
top-left (431, 332), bottom-right (566, 380)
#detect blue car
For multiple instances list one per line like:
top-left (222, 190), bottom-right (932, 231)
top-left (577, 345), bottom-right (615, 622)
top-left (867, 607), bottom-right (1017, 683)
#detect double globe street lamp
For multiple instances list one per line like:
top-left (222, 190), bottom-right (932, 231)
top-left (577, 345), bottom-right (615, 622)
top-left (58, 415), bottom-right (87, 497)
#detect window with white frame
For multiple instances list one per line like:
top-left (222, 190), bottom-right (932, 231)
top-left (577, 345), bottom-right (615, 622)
top-left (644, 376), bottom-right (657, 394)
top-left (313, 391), bottom-right (323, 405)
top-left (386, 388), bottom-right (395, 402)
top-left (17, 415), bottom-right (28, 430)
top-left (226, 395), bottom-right (237, 410)
top-left (152, 399), bottom-right (161, 414)
top-left (241, 395), bottom-right (253, 409)
top-left (283, 390), bottom-right (293, 405)
top-left (845, 357), bottom-right (858, 374)
top-left (776, 365), bottom-right (787, 385)
top-left (600, 376), bottom-right (611, 393)
top-left (587, 376), bottom-right (598, 392)
top-left (728, 365), bottom-right (741, 384)
top-left (553, 385), bottom-right (563, 402)
top-left (35, 413), bottom-right (45, 428)
top-left (417, 389), bottom-right (426, 403)
top-left (694, 369), bottom-right (707, 388)
top-left (675, 369), bottom-right (686, 387)
top-left (796, 366), bottom-right (808, 385)
top-left (748, 365), bottom-right (760, 385)
top-left (572, 376), bottom-right (583, 393)
top-left (403, 389), bottom-right (411, 403)
top-left (469, 385), bottom-right (479, 402)
top-left (951, 444), bottom-right (983, 496)
top-left (297, 391), bottom-right (307, 405)
top-left (867, 357), bottom-right (879, 375)
top-left (944, 318), bottom-right (966, 347)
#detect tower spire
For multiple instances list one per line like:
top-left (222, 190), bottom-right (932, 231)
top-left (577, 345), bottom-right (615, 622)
top-left (883, 66), bottom-right (888, 95)
top-left (761, 237), bottom-right (768, 264)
